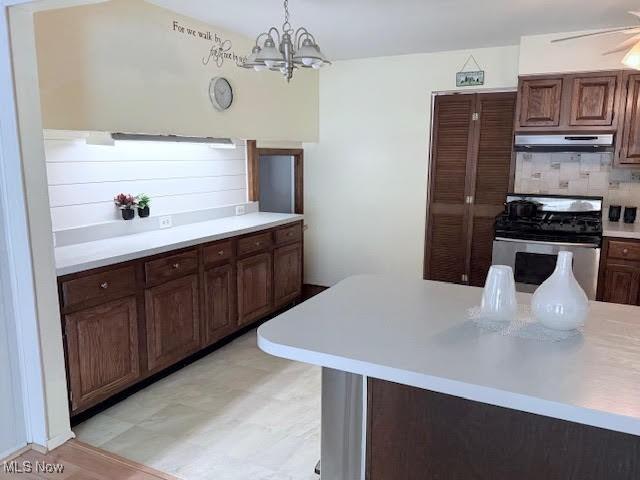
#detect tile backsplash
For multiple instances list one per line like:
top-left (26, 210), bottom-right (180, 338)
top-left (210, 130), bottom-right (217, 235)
top-left (514, 152), bottom-right (640, 209)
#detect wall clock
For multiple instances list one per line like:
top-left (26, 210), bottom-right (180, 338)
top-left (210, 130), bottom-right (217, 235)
top-left (209, 77), bottom-right (233, 112)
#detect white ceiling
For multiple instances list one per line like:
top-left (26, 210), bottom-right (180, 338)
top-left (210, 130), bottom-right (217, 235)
top-left (147, 0), bottom-right (640, 60)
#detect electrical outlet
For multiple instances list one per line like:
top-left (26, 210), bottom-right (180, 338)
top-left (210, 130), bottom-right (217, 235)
top-left (159, 216), bottom-right (172, 229)
top-left (235, 205), bottom-right (246, 216)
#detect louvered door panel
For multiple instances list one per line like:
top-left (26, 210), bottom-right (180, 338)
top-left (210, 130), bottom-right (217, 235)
top-left (469, 215), bottom-right (500, 287)
top-left (468, 93), bottom-right (516, 286)
top-left (431, 96), bottom-right (474, 204)
top-left (428, 213), bottom-right (467, 283)
top-left (425, 93), bottom-right (516, 287)
top-left (473, 93), bottom-right (516, 206)
top-left (425, 95), bottom-right (474, 283)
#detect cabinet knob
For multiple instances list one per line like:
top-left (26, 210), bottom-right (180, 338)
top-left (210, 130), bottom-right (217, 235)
top-left (100, 282), bottom-right (109, 289)
top-left (287, 232), bottom-right (293, 237)
top-left (217, 250), bottom-right (225, 256)
top-left (255, 241), bottom-right (261, 246)
top-left (172, 263), bottom-right (180, 269)
top-left (623, 248), bottom-right (629, 255)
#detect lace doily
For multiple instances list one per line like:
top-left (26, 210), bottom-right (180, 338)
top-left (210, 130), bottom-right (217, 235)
top-left (468, 304), bottom-right (582, 342)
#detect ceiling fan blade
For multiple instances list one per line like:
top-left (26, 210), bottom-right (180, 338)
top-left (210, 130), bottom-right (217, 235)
top-left (551, 26), bottom-right (640, 43)
top-left (602, 34), bottom-right (640, 55)
top-left (629, 10), bottom-right (640, 19)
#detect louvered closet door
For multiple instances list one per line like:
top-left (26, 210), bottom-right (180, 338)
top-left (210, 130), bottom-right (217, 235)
top-left (425, 95), bottom-right (475, 283)
top-left (468, 93), bottom-right (517, 286)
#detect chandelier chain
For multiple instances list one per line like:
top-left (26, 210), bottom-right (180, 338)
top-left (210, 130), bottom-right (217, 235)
top-left (282, 0), bottom-right (293, 35)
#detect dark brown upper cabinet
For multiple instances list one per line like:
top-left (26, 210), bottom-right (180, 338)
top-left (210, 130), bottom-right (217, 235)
top-left (516, 71), bottom-right (622, 132)
top-left (518, 78), bottom-right (563, 127)
top-left (569, 74), bottom-right (618, 126)
top-left (618, 73), bottom-right (640, 165)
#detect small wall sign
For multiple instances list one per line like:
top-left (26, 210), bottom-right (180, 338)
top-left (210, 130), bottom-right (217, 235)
top-left (456, 55), bottom-right (485, 87)
top-left (456, 70), bottom-right (485, 87)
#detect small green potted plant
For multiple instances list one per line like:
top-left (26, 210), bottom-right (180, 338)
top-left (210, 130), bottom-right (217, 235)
top-left (136, 194), bottom-right (151, 218)
top-left (114, 193), bottom-right (136, 220)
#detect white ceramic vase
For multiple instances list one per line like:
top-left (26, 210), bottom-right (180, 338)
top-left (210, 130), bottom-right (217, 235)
top-left (480, 265), bottom-right (518, 321)
top-left (531, 251), bottom-right (589, 331)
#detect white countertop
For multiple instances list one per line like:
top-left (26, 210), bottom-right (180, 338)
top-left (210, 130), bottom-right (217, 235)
top-left (604, 220), bottom-right (640, 240)
top-left (258, 275), bottom-right (640, 436)
top-left (55, 212), bottom-right (303, 276)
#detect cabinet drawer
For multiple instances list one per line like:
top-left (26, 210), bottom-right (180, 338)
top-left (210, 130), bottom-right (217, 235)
top-left (203, 240), bottom-right (234, 267)
top-left (145, 249), bottom-right (198, 285)
top-left (61, 266), bottom-right (136, 309)
top-left (237, 232), bottom-right (272, 256)
top-left (608, 240), bottom-right (640, 262)
top-left (275, 223), bottom-right (302, 245)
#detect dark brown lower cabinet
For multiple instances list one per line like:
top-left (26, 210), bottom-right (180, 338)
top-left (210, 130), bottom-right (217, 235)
top-left (203, 264), bottom-right (236, 346)
top-left (64, 297), bottom-right (139, 412)
top-left (145, 274), bottom-right (200, 372)
top-left (59, 221), bottom-right (303, 415)
top-left (367, 378), bottom-right (640, 480)
top-left (598, 237), bottom-right (640, 306)
top-left (237, 252), bottom-right (273, 326)
top-left (274, 243), bottom-right (303, 307)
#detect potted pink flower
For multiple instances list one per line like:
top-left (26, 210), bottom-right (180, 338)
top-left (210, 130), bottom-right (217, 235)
top-left (114, 193), bottom-right (137, 220)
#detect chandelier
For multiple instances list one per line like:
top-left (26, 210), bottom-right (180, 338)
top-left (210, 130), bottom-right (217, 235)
top-left (240, 0), bottom-right (330, 82)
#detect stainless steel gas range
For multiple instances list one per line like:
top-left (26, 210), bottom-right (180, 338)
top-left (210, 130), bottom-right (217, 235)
top-left (492, 194), bottom-right (603, 300)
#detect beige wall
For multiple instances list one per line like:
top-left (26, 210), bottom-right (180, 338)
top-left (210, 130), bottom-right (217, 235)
top-left (519, 30), bottom-right (627, 75)
top-left (34, 0), bottom-right (319, 142)
top-left (303, 46), bottom-right (520, 286)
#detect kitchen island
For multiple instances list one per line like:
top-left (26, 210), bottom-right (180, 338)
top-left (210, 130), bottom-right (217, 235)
top-left (258, 275), bottom-right (640, 480)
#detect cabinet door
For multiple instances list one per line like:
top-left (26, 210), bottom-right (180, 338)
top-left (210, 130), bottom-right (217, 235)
top-left (64, 297), bottom-right (139, 412)
top-left (203, 264), bottom-right (236, 345)
top-left (517, 78), bottom-right (562, 127)
top-left (469, 92), bottom-right (516, 287)
top-left (237, 252), bottom-right (273, 326)
top-left (425, 95), bottom-right (475, 283)
top-left (274, 243), bottom-right (302, 308)
top-left (619, 74), bottom-right (640, 165)
top-left (145, 274), bottom-right (200, 371)
top-left (602, 263), bottom-right (640, 305)
top-left (569, 74), bottom-right (618, 126)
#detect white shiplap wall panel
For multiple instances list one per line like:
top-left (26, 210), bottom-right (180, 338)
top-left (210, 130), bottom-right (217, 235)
top-left (48, 176), bottom-right (246, 207)
top-left (45, 137), bottom-right (248, 230)
top-left (46, 160), bottom-right (246, 185)
top-left (45, 139), bottom-right (247, 162)
top-left (51, 190), bottom-right (248, 230)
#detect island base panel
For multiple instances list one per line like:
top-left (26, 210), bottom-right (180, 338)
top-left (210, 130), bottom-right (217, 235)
top-left (321, 368), bottom-right (365, 480)
top-left (366, 378), bottom-right (640, 480)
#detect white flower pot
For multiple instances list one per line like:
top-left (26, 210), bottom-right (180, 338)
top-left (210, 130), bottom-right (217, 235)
top-left (531, 251), bottom-right (589, 331)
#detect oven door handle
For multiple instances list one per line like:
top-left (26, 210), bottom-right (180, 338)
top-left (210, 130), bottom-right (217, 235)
top-left (495, 237), bottom-right (600, 248)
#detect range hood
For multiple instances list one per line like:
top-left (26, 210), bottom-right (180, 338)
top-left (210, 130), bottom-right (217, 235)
top-left (514, 134), bottom-right (614, 153)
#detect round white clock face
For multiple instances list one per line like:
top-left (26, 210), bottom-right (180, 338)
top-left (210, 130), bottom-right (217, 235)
top-left (209, 77), bottom-right (233, 111)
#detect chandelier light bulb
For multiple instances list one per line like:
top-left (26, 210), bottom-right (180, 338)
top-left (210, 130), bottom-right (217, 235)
top-left (623, 41), bottom-right (640, 70)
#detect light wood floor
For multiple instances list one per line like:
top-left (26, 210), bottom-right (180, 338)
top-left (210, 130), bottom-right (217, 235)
top-left (0, 440), bottom-right (178, 479)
